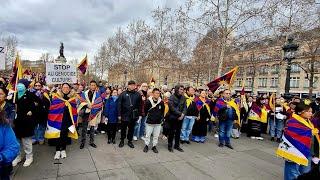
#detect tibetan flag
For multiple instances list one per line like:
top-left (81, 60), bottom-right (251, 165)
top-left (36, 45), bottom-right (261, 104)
top-left (248, 103), bottom-right (268, 123)
top-left (276, 114), bottom-right (320, 166)
top-left (150, 77), bottom-right (155, 87)
top-left (78, 54), bottom-right (88, 74)
top-left (207, 66), bottom-right (238, 93)
top-left (7, 54), bottom-right (23, 90)
top-left (77, 90), bottom-right (103, 126)
top-left (213, 97), bottom-right (241, 125)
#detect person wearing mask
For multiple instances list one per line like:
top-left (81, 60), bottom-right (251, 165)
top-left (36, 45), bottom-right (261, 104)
top-left (180, 86), bottom-right (199, 144)
top-left (276, 102), bottom-right (319, 180)
top-left (78, 80), bottom-right (104, 149)
top-left (104, 89), bottom-right (119, 144)
top-left (45, 83), bottom-right (78, 160)
top-left (213, 89), bottom-right (240, 149)
top-left (0, 87), bottom-right (15, 125)
top-left (167, 85), bottom-right (187, 152)
top-left (118, 80), bottom-right (142, 148)
top-left (31, 82), bottom-right (50, 145)
top-left (12, 79), bottom-right (37, 167)
top-left (247, 97), bottom-right (268, 140)
top-left (269, 98), bottom-right (286, 143)
top-left (0, 110), bottom-right (20, 180)
top-left (143, 88), bottom-right (165, 153)
top-left (133, 83), bottom-right (148, 141)
top-left (192, 90), bottom-right (211, 143)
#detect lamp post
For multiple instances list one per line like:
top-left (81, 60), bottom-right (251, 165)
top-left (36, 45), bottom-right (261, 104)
top-left (282, 36), bottom-right (299, 99)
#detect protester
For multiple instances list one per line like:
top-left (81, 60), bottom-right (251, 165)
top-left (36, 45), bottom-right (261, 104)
top-left (103, 89), bottom-right (119, 144)
top-left (12, 79), bottom-right (37, 167)
top-left (0, 87), bottom-right (15, 125)
top-left (142, 88), bottom-right (165, 153)
top-left (98, 86), bottom-right (112, 134)
top-left (269, 98), bottom-right (286, 142)
top-left (192, 90), bottom-right (211, 143)
top-left (213, 89), bottom-right (239, 149)
top-left (31, 82), bottom-right (50, 145)
top-left (45, 83), bottom-right (78, 160)
top-left (133, 82), bottom-right (148, 141)
top-left (78, 80), bottom-right (103, 149)
top-left (118, 80), bottom-right (142, 148)
top-left (247, 97), bottom-right (268, 140)
top-left (162, 91), bottom-right (171, 140)
top-left (167, 85), bottom-right (186, 152)
top-left (0, 110), bottom-right (20, 180)
top-left (311, 97), bottom-right (320, 114)
top-left (180, 86), bottom-right (198, 144)
top-left (276, 102), bottom-right (319, 180)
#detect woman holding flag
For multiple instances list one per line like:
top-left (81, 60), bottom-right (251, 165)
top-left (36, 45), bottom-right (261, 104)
top-left (276, 102), bottom-right (319, 180)
top-left (45, 83), bottom-right (78, 160)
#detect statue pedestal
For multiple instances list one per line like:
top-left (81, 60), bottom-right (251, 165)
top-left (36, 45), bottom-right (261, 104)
top-left (55, 56), bottom-right (67, 63)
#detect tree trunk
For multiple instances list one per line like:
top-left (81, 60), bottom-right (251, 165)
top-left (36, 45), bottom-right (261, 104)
top-left (217, 40), bottom-right (226, 77)
top-left (309, 57), bottom-right (315, 99)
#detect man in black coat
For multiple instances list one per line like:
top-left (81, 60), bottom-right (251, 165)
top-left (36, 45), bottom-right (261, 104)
top-left (167, 85), bottom-right (187, 152)
top-left (118, 80), bottom-right (142, 148)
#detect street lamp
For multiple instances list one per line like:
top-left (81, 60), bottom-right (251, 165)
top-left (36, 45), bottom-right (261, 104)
top-left (282, 36), bottom-right (299, 99)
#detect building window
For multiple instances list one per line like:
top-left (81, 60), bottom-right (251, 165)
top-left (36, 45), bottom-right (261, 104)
top-left (304, 77), bottom-right (319, 88)
top-left (270, 77), bottom-right (278, 88)
top-left (246, 66), bottom-right (255, 75)
top-left (236, 78), bottom-right (243, 87)
top-left (291, 64), bottom-right (301, 73)
top-left (245, 78), bottom-right (252, 87)
top-left (259, 65), bottom-right (269, 75)
top-left (258, 78), bottom-right (267, 87)
top-left (271, 64), bottom-right (280, 74)
top-left (290, 77), bottom-right (300, 88)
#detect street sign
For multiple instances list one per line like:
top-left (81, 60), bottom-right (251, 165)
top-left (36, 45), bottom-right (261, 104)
top-left (0, 42), bottom-right (6, 70)
top-left (46, 63), bottom-right (77, 84)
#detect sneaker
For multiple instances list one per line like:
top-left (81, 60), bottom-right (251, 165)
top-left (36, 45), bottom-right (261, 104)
top-left (101, 131), bottom-right (106, 134)
top-left (89, 143), bottom-right (97, 148)
top-left (218, 143), bottom-right (224, 147)
top-left (54, 151), bottom-right (61, 160)
top-left (143, 145), bottom-right (149, 153)
top-left (23, 157), bottom-right (33, 167)
top-left (128, 141), bottom-right (135, 148)
top-left (214, 134), bottom-right (219, 138)
top-left (174, 146), bottom-right (184, 152)
top-left (250, 136), bottom-right (256, 139)
top-left (119, 140), bottom-right (124, 148)
top-left (80, 142), bottom-right (85, 149)
top-left (152, 146), bottom-right (158, 153)
top-left (60, 150), bottom-right (67, 159)
top-left (168, 147), bottom-right (173, 152)
top-left (133, 136), bottom-right (138, 141)
top-left (270, 137), bottom-right (275, 141)
top-left (12, 156), bottom-right (22, 167)
top-left (225, 144), bottom-right (234, 149)
top-left (256, 137), bottom-right (264, 141)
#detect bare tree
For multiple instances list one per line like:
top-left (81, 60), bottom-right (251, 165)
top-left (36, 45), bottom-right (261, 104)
top-left (1, 35), bottom-right (18, 70)
top-left (39, 52), bottom-right (54, 63)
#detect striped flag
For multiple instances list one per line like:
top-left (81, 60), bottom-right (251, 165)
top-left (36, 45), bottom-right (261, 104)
top-left (78, 54), bottom-right (88, 74)
top-left (207, 66), bottom-right (238, 93)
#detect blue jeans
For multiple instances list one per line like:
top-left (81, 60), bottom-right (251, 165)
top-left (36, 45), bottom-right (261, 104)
top-left (180, 116), bottom-right (196, 141)
top-left (284, 158), bottom-right (311, 180)
top-left (33, 123), bottom-right (46, 142)
top-left (218, 120), bottom-right (233, 145)
top-left (134, 116), bottom-right (146, 138)
top-left (269, 118), bottom-right (284, 139)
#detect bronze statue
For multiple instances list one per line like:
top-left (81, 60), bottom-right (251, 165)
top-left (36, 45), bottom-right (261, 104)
top-left (59, 42), bottom-right (65, 58)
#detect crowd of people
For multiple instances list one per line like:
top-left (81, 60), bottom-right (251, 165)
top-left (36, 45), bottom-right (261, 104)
top-left (0, 77), bottom-right (319, 180)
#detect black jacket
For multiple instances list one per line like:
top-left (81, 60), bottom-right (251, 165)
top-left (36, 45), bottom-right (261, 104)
top-left (14, 91), bottom-right (37, 138)
top-left (186, 100), bottom-right (199, 117)
top-left (118, 90), bottom-right (142, 122)
top-left (168, 93), bottom-right (187, 121)
top-left (145, 98), bottom-right (165, 124)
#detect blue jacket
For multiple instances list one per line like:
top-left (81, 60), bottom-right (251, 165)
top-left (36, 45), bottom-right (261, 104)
top-left (103, 96), bottom-right (118, 123)
top-left (0, 124), bottom-right (20, 167)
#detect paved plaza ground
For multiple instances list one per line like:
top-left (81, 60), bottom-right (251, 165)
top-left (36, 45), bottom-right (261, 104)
top-left (12, 133), bottom-right (284, 180)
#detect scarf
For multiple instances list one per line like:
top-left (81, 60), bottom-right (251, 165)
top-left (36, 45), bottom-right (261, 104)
top-left (276, 113), bottom-right (320, 166)
top-left (78, 90), bottom-right (103, 123)
top-left (213, 98), bottom-right (240, 125)
top-left (112, 95), bottom-right (118, 102)
top-left (45, 93), bottom-right (78, 139)
top-left (148, 96), bottom-right (162, 109)
top-left (248, 103), bottom-right (268, 123)
top-left (185, 94), bottom-right (195, 108)
top-left (195, 96), bottom-right (211, 115)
